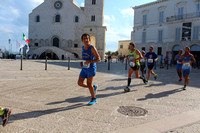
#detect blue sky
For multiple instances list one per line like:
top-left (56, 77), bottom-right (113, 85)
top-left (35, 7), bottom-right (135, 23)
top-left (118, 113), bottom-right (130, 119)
top-left (0, 0), bottom-right (155, 52)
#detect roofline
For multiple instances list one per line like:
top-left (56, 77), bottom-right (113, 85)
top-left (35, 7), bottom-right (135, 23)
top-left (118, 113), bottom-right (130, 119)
top-left (133, 0), bottom-right (169, 10)
top-left (118, 40), bottom-right (131, 42)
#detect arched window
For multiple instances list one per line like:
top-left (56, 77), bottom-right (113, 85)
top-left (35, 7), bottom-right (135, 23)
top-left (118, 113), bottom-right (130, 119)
top-left (91, 15), bottom-right (95, 21)
top-left (55, 15), bottom-right (60, 22)
top-left (75, 16), bottom-right (79, 23)
top-left (92, 0), bottom-right (96, 5)
top-left (36, 15), bottom-right (40, 22)
top-left (53, 37), bottom-right (59, 47)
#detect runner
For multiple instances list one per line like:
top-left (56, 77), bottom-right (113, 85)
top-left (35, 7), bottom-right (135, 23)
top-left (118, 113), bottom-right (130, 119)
top-left (144, 46), bottom-right (158, 83)
top-left (124, 43), bottom-right (146, 92)
top-left (175, 49), bottom-right (183, 81)
top-left (140, 50), bottom-right (146, 78)
top-left (77, 33), bottom-right (101, 105)
top-left (0, 106), bottom-right (11, 127)
top-left (179, 47), bottom-right (196, 90)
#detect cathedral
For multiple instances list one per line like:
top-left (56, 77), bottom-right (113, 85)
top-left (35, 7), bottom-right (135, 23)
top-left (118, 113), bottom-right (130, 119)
top-left (28, 0), bottom-right (106, 60)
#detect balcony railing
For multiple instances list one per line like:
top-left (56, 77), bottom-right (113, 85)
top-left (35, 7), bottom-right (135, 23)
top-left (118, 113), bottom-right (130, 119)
top-left (166, 12), bottom-right (200, 22)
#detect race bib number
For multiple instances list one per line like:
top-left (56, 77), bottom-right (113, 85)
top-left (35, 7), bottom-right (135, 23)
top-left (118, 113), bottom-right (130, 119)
top-left (129, 56), bottom-right (135, 61)
top-left (182, 63), bottom-right (191, 70)
top-left (140, 59), bottom-right (145, 63)
top-left (129, 62), bottom-right (135, 67)
top-left (148, 59), bottom-right (153, 63)
top-left (83, 60), bottom-right (90, 68)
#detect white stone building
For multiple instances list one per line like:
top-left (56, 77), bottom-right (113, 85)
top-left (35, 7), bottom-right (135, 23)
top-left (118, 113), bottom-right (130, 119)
top-left (28, 0), bottom-right (106, 60)
top-left (132, 0), bottom-right (200, 63)
top-left (118, 40), bottom-right (131, 57)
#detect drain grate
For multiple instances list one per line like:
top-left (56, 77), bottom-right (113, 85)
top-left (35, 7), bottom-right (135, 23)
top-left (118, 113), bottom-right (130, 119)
top-left (117, 106), bottom-right (148, 116)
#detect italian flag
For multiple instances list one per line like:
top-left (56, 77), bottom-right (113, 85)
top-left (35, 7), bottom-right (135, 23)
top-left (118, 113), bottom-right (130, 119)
top-left (22, 33), bottom-right (30, 44)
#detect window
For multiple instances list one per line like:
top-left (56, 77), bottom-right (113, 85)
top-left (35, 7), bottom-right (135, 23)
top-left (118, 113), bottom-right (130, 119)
top-left (143, 15), bottom-right (147, 26)
top-left (91, 15), bottom-right (95, 21)
top-left (92, 0), bottom-right (96, 5)
top-left (75, 16), bottom-right (79, 23)
top-left (120, 45), bottom-right (123, 49)
top-left (142, 32), bottom-right (146, 43)
top-left (159, 11), bottom-right (164, 23)
top-left (142, 47), bottom-right (145, 51)
top-left (157, 47), bottom-right (162, 56)
top-left (182, 22), bottom-right (192, 41)
top-left (74, 44), bottom-right (78, 48)
top-left (35, 43), bottom-right (38, 47)
top-left (36, 15), bottom-right (40, 22)
top-left (178, 7), bottom-right (184, 20)
top-left (175, 28), bottom-right (181, 41)
top-left (55, 15), bottom-right (60, 22)
top-left (158, 30), bottom-right (163, 42)
top-left (193, 26), bottom-right (200, 41)
top-left (197, 2), bottom-right (200, 17)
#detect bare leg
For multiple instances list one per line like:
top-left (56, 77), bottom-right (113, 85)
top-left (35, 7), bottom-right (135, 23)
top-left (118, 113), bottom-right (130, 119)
top-left (128, 67), bottom-right (134, 78)
top-left (135, 70), bottom-right (140, 78)
top-left (87, 76), bottom-right (96, 99)
top-left (78, 76), bottom-right (88, 88)
top-left (151, 70), bottom-right (156, 76)
top-left (127, 67), bottom-right (134, 86)
top-left (147, 69), bottom-right (151, 81)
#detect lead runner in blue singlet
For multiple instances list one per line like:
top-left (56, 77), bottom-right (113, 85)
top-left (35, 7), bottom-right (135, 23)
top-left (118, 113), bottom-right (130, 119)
top-left (179, 47), bottom-right (196, 90)
top-left (78, 33), bottom-right (101, 105)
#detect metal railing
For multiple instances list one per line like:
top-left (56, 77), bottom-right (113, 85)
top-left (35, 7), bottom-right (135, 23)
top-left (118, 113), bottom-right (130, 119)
top-left (166, 12), bottom-right (200, 22)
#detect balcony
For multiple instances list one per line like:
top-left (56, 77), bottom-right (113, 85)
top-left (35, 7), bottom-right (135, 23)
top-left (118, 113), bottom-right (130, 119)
top-left (166, 12), bottom-right (200, 22)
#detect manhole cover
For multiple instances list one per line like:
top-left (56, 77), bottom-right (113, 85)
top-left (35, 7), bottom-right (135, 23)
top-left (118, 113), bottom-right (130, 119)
top-left (117, 106), bottom-right (148, 116)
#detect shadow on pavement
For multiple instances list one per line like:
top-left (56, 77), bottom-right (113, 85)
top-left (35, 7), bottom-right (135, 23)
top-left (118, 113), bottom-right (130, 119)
top-left (137, 88), bottom-right (184, 101)
top-left (10, 103), bottom-right (85, 122)
top-left (99, 84), bottom-right (142, 92)
top-left (46, 90), bottom-right (126, 105)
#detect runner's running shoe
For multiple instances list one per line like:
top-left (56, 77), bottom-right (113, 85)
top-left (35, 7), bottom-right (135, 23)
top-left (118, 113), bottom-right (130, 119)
top-left (88, 98), bottom-right (97, 105)
top-left (2, 108), bottom-right (11, 127)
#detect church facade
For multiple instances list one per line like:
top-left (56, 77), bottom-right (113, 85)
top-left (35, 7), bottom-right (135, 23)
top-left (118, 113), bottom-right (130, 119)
top-left (28, 0), bottom-right (106, 60)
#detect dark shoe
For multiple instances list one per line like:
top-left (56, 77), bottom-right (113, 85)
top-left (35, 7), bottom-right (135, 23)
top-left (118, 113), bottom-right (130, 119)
top-left (124, 86), bottom-right (130, 92)
top-left (2, 108), bottom-right (11, 127)
top-left (183, 85), bottom-right (187, 90)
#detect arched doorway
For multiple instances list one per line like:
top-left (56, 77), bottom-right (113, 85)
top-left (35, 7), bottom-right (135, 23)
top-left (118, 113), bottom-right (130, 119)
top-left (53, 37), bottom-right (59, 48)
top-left (39, 50), bottom-right (59, 60)
top-left (172, 45), bottom-right (182, 64)
top-left (190, 44), bottom-right (200, 68)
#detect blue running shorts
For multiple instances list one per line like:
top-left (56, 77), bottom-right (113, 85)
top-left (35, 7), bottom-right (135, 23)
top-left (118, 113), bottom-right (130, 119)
top-left (80, 68), bottom-right (96, 78)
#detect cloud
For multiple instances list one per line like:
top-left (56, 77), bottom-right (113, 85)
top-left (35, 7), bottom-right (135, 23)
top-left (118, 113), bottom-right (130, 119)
top-left (104, 15), bottom-right (116, 22)
top-left (0, 0), bottom-right (43, 51)
top-left (121, 8), bottom-right (134, 18)
top-left (81, 3), bottom-right (84, 7)
top-left (104, 14), bottom-right (132, 51)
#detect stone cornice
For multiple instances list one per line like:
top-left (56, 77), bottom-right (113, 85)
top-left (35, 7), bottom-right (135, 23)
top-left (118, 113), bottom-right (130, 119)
top-left (133, 0), bottom-right (169, 10)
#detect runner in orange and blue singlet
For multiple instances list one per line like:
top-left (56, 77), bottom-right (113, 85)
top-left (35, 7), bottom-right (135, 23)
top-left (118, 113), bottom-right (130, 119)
top-left (179, 47), bottom-right (196, 90)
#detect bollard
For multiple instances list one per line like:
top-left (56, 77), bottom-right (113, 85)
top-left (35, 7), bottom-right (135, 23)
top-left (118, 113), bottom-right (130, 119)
top-left (108, 59), bottom-right (110, 70)
top-left (125, 59), bottom-right (127, 70)
top-left (68, 57), bottom-right (70, 70)
top-left (45, 56), bottom-right (47, 70)
top-left (167, 62), bottom-right (169, 70)
top-left (20, 55), bottom-right (23, 70)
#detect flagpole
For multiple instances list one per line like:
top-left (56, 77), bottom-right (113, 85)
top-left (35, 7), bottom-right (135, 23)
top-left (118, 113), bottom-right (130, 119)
top-left (20, 48), bottom-right (23, 70)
